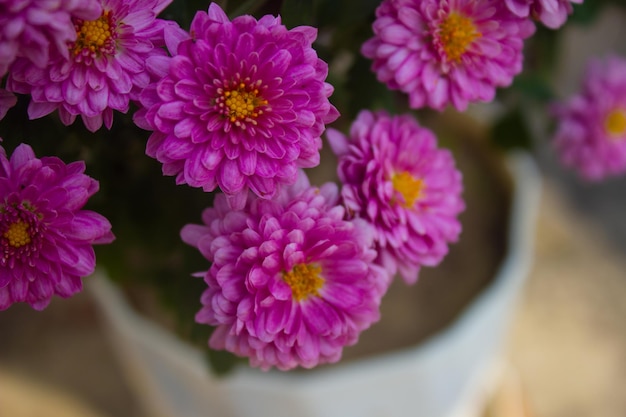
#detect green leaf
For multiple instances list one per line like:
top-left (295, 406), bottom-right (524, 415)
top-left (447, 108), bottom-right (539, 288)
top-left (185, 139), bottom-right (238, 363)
top-left (523, 25), bottom-right (560, 75)
top-left (280, 0), bottom-right (316, 27)
top-left (205, 347), bottom-right (242, 376)
top-left (510, 74), bottom-right (555, 103)
top-left (490, 109), bottom-right (533, 151)
top-left (228, 0), bottom-right (270, 18)
top-left (161, 0), bottom-right (216, 28)
top-left (346, 54), bottom-right (398, 119)
top-left (317, 0), bottom-right (379, 27)
top-left (569, 0), bottom-right (606, 26)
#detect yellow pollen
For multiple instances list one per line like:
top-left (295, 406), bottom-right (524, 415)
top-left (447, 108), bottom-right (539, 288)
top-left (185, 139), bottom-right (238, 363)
top-left (605, 108), bottom-right (626, 138)
top-left (438, 12), bottom-right (481, 63)
top-left (72, 11), bottom-right (113, 55)
top-left (283, 263), bottom-right (325, 302)
top-left (222, 83), bottom-right (268, 123)
top-left (3, 221), bottom-right (31, 248)
top-left (392, 172), bottom-right (425, 208)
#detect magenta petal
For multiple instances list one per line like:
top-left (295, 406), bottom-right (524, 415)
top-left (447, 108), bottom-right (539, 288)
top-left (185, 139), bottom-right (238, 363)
top-left (136, 1), bottom-right (337, 203)
top-left (28, 101), bottom-right (58, 119)
top-left (224, 191), bottom-right (247, 210)
top-left (552, 55), bottom-right (626, 180)
top-left (183, 162), bottom-right (385, 370)
top-left (265, 300), bottom-right (289, 333)
top-left (0, 287), bottom-right (12, 311)
top-left (0, 141), bottom-right (113, 311)
top-left (330, 110), bottom-right (464, 284)
top-left (158, 101), bottom-right (185, 120)
top-left (219, 160), bottom-right (246, 193)
top-left (146, 55), bottom-right (171, 79)
top-left (238, 151), bottom-right (257, 176)
top-left (180, 224), bottom-right (209, 247)
top-left (362, 0), bottom-right (534, 110)
top-left (65, 212), bottom-right (114, 242)
top-left (301, 297), bottom-right (341, 334)
top-left (87, 87), bottom-right (109, 113)
top-left (325, 128), bottom-right (349, 156)
top-left (0, 270), bottom-right (12, 288)
top-left (0, 89), bottom-right (17, 120)
top-left (207, 2), bottom-right (229, 23)
top-left (54, 275), bottom-right (83, 298)
top-left (5, 0), bottom-right (178, 132)
top-left (82, 114), bottom-right (103, 132)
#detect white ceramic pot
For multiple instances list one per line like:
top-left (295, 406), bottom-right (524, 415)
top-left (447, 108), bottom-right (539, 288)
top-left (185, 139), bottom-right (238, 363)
top-left (89, 152), bottom-right (541, 417)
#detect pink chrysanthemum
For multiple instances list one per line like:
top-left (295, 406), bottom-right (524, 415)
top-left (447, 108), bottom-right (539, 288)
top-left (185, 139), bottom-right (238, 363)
top-left (0, 0), bottom-right (101, 77)
top-left (6, 0), bottom-right (185, 132)
top-left (327, 110), bottom-right (464, 284)
top-left (0, 88), bottom-right (16, 120)
top-left (505, 0), bottom-right (583, 29)
top-left (552, 56), bottom-right (626, 181)
top-left (181, 173), bottom-right (388, 371)
top-left (134, 3), bottom-right (339, 210)
top-left (361, 0), bottom-right (535, 111)
top-left (0, 143), bottom-right (114, 311)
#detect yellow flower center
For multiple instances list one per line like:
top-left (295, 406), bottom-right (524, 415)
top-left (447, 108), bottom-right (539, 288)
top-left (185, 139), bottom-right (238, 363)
top-left (3, 220), bottom-right (31, 248)
top-left (283, 263), bottom-right (325, 302)
top-left (218, 82), bottom-right (268, 124)
top-left (438, 12), bottom-right (481, 63)
top-left (605, 108), bottom-right (626, 138)
top-left (72, 10), bottom-right (114, 56)
top-left (392, 172), bottom-right (425, 208)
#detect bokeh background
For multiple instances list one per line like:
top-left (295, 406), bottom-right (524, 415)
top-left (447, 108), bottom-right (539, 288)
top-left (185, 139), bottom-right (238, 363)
top-left (1, 3), bottom-right (626, 417)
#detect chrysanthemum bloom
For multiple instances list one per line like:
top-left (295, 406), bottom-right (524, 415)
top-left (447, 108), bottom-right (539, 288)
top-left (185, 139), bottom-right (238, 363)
top-left (327, 110), bottom-right (464, 284)
top-left (0, 0), bottom-right (101, 77)
top-left (181, 173), bottom-right (388, 371)
top-left (504, 0), bottom-right (583, 29)
top-left (552, 56), bottom-right (626, 181)
top-left (0, 143), bottom-right (114, 311)
top-left (361, 0), bottom-right (535, 111)
top-left (135, 3), bottom-right (339, 210)
top-left (6, 0), bottom-right (184, 132)
top-left (0, 88), bottom-right (16, 120)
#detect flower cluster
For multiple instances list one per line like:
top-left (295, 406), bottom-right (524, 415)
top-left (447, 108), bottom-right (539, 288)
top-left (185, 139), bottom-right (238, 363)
top-left (134, 3), bottom-right (339, 209)
top-left (552, 56), bottom-right (626, 181)
top-left (3, 0), bottom-right (186, 131)
top-left (504, 0), bottom-right (583, 29)
top-left (172, 4), bottom-right (463, 369)
top-left (0, 0), bottom-right (101, 76)
top-left (327, 110), bottom-right (464, 284)
top-left (0, 143), bottom-right (114, 310)
top-left (4, 0), bottom-right (619, 373)
top-left (182, 173), bottom-right (388, 370)
top-left (362, 0), bottom-right (536, 111)
top-left (0, 0), bottom-right (102, 118)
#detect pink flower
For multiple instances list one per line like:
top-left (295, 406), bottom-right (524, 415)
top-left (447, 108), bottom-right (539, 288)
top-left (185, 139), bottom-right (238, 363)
top-left (6, 0), bottom-right (184, 132)
top-left (0, 88), bottom-right (16, 120)
top-left (553, 56), bottom-right (626, 181)
top-left (361, 0), bottom-right (535, 111)
top-left (134, 3), bottom-right (339, 210)
top-left (327, 110), bottom-right (464, 284)
top-left (181, 173), bottom-right (388, 371)
top-left (0, 0), bottom-right (102, 76)
top-left (504, 0), bottom-right (583, 29)
top-left (0, 142), bottom-right (114, 311)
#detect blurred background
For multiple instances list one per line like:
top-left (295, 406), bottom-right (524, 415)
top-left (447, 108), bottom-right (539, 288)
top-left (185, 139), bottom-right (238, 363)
top-left (1, 3), bottom-right (626, 417)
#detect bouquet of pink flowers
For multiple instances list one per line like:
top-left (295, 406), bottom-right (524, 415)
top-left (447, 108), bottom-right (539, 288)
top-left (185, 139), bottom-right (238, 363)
top-left (1, 0), bottom-right (623, 373)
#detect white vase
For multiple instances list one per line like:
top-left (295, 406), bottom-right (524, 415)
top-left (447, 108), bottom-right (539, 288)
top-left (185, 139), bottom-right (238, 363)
top-left (88, 152), bottom-right (541, 417)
